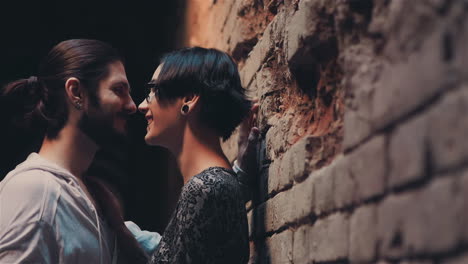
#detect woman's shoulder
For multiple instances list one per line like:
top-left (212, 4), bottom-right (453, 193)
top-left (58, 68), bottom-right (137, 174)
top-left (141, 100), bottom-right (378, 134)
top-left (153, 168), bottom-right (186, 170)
top-left (183, 167), bottom-right (240, 200)
top-left (193, 167), bottom-right (238, 186)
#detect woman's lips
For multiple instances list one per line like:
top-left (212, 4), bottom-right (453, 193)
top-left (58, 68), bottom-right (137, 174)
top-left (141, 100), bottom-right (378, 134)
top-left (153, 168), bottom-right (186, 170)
top-left (146, 118), bottom-right (153, 131)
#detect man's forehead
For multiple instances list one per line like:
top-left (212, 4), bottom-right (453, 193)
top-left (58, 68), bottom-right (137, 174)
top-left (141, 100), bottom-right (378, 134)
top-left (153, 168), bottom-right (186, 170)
top-left (103, 62), bottom-right (130, 86)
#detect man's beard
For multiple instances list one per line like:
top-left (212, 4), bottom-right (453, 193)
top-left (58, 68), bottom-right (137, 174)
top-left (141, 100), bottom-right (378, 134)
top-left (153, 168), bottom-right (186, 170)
top-left (78, 111), bottom-right (129, 149)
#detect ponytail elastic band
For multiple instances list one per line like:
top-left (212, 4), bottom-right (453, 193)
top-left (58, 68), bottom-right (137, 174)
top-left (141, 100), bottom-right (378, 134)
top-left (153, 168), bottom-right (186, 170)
top-left (27, 76), bottom-right (38, 86)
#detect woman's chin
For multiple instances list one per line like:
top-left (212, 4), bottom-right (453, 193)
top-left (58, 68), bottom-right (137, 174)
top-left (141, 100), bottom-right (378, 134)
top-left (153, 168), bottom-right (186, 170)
top-left (144, 135), bottom-right (160, 147)
top-left (144, 135), bottom-right (154, 145)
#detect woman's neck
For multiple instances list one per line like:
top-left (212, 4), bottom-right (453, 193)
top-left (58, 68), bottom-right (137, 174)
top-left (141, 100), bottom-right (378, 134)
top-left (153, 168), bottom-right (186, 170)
top-left (173, 128), bottom-right (231, 184)
top-left (38, 124), bottom-right (98, 178)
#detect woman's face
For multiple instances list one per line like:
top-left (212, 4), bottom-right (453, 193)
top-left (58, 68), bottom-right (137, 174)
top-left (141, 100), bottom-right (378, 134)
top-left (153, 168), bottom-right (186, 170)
top-left (138, 65), bottom-right (184, 148)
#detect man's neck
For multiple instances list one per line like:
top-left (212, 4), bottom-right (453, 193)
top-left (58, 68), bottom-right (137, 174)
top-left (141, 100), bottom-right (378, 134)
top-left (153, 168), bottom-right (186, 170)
top-left (38, 124), bottom-right (98, 178)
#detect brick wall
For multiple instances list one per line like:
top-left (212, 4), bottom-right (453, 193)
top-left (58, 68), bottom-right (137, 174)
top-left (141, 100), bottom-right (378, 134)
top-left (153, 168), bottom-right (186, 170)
top-left (184, 0), bottom-right (468, 263)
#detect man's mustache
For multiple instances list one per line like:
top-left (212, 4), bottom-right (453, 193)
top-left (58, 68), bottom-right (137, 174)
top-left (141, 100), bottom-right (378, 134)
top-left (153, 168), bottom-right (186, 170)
top-left (117, 111), bottom-right (135, 119)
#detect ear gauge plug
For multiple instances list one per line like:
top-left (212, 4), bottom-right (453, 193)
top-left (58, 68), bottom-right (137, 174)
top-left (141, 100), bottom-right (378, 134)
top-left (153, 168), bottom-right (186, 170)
top-left (181, 105), bottom-right (189, 114)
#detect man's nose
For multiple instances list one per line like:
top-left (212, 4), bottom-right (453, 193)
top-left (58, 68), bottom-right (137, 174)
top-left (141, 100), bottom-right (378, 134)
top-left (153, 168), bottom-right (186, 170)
top-left (125, 97), bottom-right (137, 115)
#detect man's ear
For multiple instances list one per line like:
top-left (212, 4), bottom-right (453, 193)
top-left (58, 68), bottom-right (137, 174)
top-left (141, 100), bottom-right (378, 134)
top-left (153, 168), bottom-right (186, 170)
top-left (181, 94), bottom-right (200, 114)
top-left (65, 77), bottom-right (83, 108)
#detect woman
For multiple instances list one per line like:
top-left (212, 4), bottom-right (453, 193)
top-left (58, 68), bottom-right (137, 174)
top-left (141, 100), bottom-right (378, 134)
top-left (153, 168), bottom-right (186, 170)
top-left (138, 47), bottom-right (251, 263)
top-left (0, 39), bottom-right (148, 263)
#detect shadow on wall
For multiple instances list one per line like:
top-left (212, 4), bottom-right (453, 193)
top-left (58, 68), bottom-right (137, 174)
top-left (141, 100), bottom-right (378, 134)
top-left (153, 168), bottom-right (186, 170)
top-left (251, 164), bottom-right (271, 263)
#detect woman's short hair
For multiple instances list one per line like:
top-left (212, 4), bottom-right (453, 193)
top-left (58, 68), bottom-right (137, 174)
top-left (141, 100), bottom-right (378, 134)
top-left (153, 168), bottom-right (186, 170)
top-left (153, 47), bottom-right (251, 140)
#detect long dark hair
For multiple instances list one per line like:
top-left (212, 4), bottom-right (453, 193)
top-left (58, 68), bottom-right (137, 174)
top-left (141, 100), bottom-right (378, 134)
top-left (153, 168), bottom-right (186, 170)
top-left (153, 47), bottom-right (251, 140)
top-left (2, 39), bottom-right (122, 138)
top-left (1, 39), bottom-right (147, 263)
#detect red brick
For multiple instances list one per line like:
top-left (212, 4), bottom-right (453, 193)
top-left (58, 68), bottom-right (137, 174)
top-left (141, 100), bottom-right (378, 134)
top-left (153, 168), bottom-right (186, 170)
top-left (313, 165), bottom-right (335, 215)
top-left (286, 0), bottom-right (324, 65)
top-left (332, 155), bottom-right (356, 209)
top-left (310, 213), bottom-right (349, 262)
top-left (428, 85), bottom-right (468, 172)
top-left (265, 230), bottom-right (293, 263)
top-left (341, 44), bottom-right (381, 150)
top-left (453, 4), bottom-right (468, 79)
top-left (349, 205), bottom-right (378, 263)
top-left (443, 253), bottom-right (468, 264)
top-left (267, 159), bottom-right (282, 195)
top-left (265, 190), bottom-right (294, 233)
top-left (348, 136), bottom-right (387, 202)
top-left (343, 108), bottom-right (374, 151)
top-left (255, 63), bottom-right (284, 98)
top-left (265, 173), bottom-right (315, 233)
top-left (292, 224), bottom-right (313, 264)
top-left (291, 173), bottom-right (315, 223)
top-left (407, 178), bottom-right (463, 254)
top-left (400, 261), bottom-right (434, 264)
top-left (289, 136), bottom-right (323, 182)
top-left (460, 169), bottom-right (468, 242)
top-left (212, 0), bottom-right (238, 42)
top-left (240, 11), bottom-right (276, 87)
top-left (265, 109), bottom-right (295, 161)
top-left (371, 27), bottom-right (454, 130)
top-left (378, 176), bottom-right (464, 258)
top-left (258, 93), bottom-right (282, 134)
top-left (389, 114), bottom-right (428, 189)
top-left (267, 134), bottom-right (330, 196)
top-left (293, 214), bottom-right (350, 263)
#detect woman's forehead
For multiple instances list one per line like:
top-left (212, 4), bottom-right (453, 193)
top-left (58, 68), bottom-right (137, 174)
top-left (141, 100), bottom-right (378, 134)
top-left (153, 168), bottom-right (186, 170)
top-left (151, 64), bottom-right (163, 81)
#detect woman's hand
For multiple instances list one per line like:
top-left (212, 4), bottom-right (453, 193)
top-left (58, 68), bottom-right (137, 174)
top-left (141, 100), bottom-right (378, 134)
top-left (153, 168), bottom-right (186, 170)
top-left (236, 101), bottom-right (260, 175)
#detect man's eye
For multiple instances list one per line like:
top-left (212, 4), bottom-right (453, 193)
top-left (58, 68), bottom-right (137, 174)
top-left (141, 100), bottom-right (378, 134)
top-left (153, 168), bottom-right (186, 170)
top-left (113, 86), bottom-right (125, 95)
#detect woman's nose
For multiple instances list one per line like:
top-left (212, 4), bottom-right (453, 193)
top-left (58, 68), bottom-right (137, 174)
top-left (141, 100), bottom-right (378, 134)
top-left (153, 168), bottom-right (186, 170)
top-left (138, 100), bottom-right (148, 114)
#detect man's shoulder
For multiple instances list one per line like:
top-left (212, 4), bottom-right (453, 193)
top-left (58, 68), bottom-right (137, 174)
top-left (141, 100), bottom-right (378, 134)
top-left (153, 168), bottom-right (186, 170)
top-left (0, 169), bottom-right (64, 224)
top-left (2, 169), bottom-right (63, 198)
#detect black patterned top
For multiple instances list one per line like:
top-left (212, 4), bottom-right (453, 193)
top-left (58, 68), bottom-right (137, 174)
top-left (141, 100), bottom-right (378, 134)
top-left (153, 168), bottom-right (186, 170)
top-left (150, 167), bottom-right (249, 264)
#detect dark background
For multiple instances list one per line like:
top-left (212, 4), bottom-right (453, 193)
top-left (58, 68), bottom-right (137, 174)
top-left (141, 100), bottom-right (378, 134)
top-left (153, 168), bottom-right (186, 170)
top-left (0, 0), bottom-right (186, 232)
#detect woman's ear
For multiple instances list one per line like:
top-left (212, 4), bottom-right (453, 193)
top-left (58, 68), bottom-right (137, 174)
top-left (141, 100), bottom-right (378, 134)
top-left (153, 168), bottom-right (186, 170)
top-left (181, 94), bottom-right (200, 115)
top-left (65, 77), bottom-right (84, 110)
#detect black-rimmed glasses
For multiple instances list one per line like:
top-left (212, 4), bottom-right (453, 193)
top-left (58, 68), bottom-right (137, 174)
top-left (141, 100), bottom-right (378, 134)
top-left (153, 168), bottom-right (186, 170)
top-left (144, 82), bottom-right (160, 103)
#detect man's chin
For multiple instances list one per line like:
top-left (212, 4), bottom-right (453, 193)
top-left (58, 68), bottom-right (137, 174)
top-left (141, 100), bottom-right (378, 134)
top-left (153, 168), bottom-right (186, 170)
top-left (79, 114), bottom-right (129, 148)
top-left (114, 125), bottom-right (128, 137)
top-left (90, 127), bottom-right (128, 148)
top-left (110, 126), bottom-right (125, 138)
top-left (114, 119), bottom-right (129, 135)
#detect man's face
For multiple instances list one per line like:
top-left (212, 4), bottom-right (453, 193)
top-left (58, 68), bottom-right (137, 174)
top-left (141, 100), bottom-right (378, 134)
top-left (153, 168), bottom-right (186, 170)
top-left (79, 61), bottom-right (137, 147)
